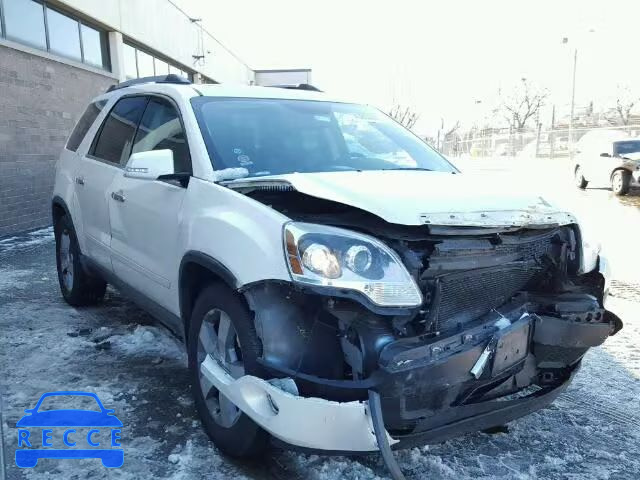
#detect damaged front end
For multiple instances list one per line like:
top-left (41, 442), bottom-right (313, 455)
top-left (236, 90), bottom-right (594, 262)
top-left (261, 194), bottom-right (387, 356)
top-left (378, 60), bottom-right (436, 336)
top-left (220, 187), bottom-right (622, 462)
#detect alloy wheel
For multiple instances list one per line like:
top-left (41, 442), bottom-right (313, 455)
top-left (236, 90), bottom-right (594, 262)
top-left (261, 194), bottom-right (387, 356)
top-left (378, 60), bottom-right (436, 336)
top-left (197, 309), bottom-right (245, 428)
top-left (59, 230), bottom-right (74, 291)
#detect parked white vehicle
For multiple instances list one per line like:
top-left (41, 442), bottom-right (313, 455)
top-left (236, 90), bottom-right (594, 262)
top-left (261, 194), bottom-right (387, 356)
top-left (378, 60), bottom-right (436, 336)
top-left (52, 75), bottom-right (621, 479)
top-left (574, 131), bottom-right (640, 195)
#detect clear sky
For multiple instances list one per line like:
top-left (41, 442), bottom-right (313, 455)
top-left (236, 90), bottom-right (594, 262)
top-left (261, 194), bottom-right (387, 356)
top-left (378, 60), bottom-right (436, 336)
top-left (176, 0), bottom-right (639, 134)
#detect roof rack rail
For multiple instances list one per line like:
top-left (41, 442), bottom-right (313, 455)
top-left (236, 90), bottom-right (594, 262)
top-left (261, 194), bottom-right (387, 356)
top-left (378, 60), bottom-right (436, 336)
top-left (107, 74), bottom-right (191, 93)
top-left (268, 83), bottom-right (323, 92)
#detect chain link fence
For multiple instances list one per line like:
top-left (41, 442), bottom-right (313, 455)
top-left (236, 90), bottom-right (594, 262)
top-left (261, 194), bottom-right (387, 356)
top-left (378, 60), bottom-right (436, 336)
top-left (438, 124), bottom-right (640, 159)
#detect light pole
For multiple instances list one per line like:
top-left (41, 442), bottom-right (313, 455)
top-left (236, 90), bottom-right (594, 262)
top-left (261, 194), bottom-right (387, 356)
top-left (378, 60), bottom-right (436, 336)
top-left (563, 30), bottom-right (593, 159)
top-left (562, 37), bottom-right (577, 159)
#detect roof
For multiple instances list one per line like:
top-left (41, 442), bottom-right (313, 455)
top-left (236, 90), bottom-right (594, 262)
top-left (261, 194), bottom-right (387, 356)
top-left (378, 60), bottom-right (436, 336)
top-left (97, 80), bottom-right (346, 104)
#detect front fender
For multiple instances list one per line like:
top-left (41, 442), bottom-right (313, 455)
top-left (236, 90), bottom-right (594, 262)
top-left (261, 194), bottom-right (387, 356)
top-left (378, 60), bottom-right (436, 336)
top-left (180, 178), bottom-right (291, 287)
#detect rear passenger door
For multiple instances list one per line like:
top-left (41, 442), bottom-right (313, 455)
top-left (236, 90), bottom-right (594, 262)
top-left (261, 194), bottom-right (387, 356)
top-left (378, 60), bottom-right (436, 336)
top-left (108, 96), bottom-right (191, 315)
top-left (76, 96), bottom-right (149, 270)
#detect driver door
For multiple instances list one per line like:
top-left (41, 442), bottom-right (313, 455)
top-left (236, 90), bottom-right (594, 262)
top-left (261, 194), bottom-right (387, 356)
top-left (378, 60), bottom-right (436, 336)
top-left (108, 96), bottom-right (192, 314)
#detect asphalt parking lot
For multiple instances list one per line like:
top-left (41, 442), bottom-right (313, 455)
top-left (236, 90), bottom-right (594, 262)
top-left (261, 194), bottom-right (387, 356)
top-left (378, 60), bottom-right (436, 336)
top-left (1, 164), bottom-right (639, 479)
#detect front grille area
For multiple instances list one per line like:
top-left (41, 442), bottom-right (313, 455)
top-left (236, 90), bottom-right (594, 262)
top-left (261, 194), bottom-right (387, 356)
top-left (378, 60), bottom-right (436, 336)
top-left (433, 264), bottom-right (539, 332)
top-left (403, 226), bottom-right (571, 333)
top-left (432, 228), bottom-right (562, 264)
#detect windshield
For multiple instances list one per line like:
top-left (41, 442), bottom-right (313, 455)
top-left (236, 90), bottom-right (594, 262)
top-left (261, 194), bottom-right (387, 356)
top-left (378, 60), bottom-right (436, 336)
top-left (191, 97), bottom-right (456, 177)
top-left (613, 140), bottom-right (640, 157)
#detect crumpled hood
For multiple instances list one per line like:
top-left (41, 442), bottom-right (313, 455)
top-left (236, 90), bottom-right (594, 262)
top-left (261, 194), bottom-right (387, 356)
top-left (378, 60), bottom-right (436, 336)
top-left (227, 170), bottom-right (577, 227)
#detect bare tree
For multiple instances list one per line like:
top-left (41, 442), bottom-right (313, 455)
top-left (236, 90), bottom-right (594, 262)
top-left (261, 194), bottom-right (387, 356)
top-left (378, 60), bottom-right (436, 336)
top-left (499, 79), bottom-right (548, 130)
top-left (388, 104), bottom-right (420, 129)
top-left (605, 85), bottom-right (639, 125)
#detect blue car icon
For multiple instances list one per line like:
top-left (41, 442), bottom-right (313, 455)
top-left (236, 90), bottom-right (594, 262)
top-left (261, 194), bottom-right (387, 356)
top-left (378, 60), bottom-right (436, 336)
top-left (16, 391), bottom-right (123, 468)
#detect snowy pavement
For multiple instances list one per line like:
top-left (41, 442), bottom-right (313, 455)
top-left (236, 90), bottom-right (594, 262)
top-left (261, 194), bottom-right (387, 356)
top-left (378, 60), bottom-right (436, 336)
top-left (1, 225), bottom-right (639, 479)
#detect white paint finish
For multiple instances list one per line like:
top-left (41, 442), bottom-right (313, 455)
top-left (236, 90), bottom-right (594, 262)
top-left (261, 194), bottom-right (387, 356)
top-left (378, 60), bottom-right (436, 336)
top-left (74, 157), bottom-right (119, 270)
top-left (57, 0), bottom-right (254, 84)
top-left (225, 170), bottom-right (578, 228)
top-left (178, 178), bottom-right (292, 289)
top-left (124, 149), bottom-right (174, 180)
top-left (108, 172), bottom-right (186, 308)
top-left (199, 355), bottom-right (396, 452)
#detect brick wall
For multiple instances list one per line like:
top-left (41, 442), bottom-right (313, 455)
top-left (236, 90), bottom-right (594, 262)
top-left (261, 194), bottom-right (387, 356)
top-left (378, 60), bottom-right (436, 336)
top-left (0, 44), bottom-right (116, 237)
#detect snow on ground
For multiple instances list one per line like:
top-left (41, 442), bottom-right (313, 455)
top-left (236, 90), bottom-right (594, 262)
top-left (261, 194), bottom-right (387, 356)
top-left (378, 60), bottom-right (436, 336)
top-left (1, 226), bottom-right (639, 479)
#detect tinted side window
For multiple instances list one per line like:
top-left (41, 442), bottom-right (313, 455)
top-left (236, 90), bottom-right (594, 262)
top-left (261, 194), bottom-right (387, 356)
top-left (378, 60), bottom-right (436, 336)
top-left (66, 100), bottom-right (107, 152)
top-left (92, 96), bottom-right (149, 164)
top-left (132, 98), bottom-right (191, 173)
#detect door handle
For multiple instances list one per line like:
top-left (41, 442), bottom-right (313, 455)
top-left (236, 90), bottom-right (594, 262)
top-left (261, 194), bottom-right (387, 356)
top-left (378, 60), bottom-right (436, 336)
top-left (111, 191), bottom-right (126, 203)
top-left (75, 176), bottom-right (85, 186)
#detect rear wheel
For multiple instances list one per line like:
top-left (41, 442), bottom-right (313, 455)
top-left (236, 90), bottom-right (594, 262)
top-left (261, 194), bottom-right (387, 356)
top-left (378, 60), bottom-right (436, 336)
top-left (55, 214), bottom-right (106, 306)
top-left (188, 283), bottom-right (269, 457)
top-left (574, 166), bottom-right (588, 189)
top-left (611, 170), bottom-right (631, 196)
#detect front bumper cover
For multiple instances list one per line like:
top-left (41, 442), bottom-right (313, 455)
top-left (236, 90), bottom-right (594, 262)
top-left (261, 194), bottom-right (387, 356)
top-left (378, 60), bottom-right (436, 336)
top-left (201, 291), bottom-right (618, 453)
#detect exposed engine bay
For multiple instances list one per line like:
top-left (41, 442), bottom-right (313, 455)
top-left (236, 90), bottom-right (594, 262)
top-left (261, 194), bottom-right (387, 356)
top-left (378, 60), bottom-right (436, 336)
top-left (234, 186), bottom-right (622, 446)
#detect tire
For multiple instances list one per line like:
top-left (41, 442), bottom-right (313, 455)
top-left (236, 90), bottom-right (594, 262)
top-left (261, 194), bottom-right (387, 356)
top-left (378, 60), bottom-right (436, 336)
top-left (188, 283), bottom-right (269, 458)
top-left (54, 214), bottom-right (107, 306)
top-left (611, 170), bottom-right (631, 196)
top-left (574, 166), bottom-right (588, 189)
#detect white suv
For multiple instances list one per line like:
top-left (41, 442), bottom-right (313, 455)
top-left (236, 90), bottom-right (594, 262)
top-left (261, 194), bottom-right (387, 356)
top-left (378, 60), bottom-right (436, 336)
top-left (52, 75), bottom-right (621, 478)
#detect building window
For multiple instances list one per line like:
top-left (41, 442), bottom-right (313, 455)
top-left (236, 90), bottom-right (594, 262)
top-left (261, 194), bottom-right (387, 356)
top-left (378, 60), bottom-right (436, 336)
top-left (136, 49), bottom-right (154, 77)
top-left (0, 0), bottom-right (109, 70)
top-left (123, 41), bottom-right (191, 81)
top-left (3, 0), bottom-right (46, 50)
top-left (154, 57), bottom-right (169, 76)
top-left (81, 24), bottom-right (108, 69)
top-left (123, 43), bottom-right (137, 80)
top-left (46, 7), bottom-right (81, 61)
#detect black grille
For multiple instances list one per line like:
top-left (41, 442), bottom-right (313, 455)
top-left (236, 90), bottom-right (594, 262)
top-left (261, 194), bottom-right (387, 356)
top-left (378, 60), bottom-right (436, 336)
top-left (433, 264), bottom-right (538, 332)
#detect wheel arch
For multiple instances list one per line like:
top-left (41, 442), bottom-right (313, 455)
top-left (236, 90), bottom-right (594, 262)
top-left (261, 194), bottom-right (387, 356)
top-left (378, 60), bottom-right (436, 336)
top-left (179, 251), bottom-right (240, 341)
top-left (610, 166), bottom-right (633, 181)
top-left (51, 195), bottom-right (72, 228)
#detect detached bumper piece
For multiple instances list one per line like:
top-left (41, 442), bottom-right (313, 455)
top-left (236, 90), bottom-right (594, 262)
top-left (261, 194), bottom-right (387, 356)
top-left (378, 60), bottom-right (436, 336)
top-left (199, 355), bottom-right (398, 452)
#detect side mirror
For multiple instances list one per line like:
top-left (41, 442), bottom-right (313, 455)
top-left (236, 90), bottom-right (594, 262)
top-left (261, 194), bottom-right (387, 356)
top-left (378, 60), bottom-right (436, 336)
top-left (600, 152), bottom-right (611, 157)
top-left (124, 150), bottom-right (174, 180)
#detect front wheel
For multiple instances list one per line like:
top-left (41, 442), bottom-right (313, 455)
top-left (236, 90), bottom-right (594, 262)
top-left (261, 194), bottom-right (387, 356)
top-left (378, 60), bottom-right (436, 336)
top-left (188, 283), bottom-right (269, 458)
top-left (574, 166), bottom-right (588, 189)
top-left (611, 170), bottom-right (631, 196)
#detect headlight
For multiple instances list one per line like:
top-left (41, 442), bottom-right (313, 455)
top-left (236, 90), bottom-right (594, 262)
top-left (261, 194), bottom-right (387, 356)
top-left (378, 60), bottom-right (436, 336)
top-left (283, 222), bottom-right (423, 307)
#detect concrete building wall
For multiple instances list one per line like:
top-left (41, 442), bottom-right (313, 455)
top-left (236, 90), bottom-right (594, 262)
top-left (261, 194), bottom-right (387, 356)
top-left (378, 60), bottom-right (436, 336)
top-left (0, 42), bottom-right (116, 237)
top-left (57, 0), bottom-right (255, 84)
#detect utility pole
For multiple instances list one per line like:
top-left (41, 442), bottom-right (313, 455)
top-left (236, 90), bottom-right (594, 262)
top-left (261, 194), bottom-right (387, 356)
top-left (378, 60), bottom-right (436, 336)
top-left (569, 48), bottom-right (577, 159)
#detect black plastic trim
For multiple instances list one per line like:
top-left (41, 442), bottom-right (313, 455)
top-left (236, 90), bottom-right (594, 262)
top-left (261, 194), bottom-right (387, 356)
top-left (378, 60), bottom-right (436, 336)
top-left (179, 251), bottom-right (238, 290)
top-left (178, 251), bottom-right (240, 335)
top-left (51, 195), bottom-right (72, 225)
